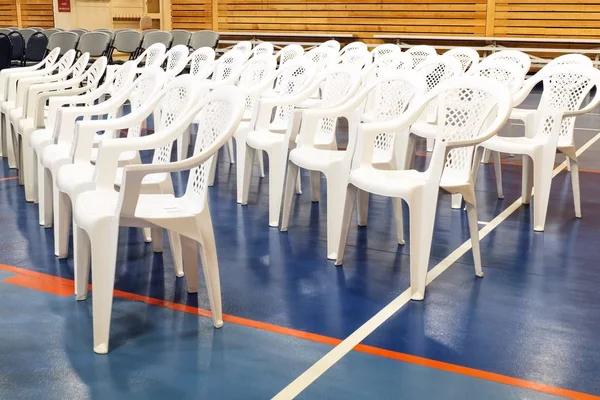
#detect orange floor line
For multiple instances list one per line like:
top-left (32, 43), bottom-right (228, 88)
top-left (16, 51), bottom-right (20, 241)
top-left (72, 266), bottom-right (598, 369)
top-left (1, 263), bottom-right (598, 399)
top-left (0, 176), bottom-right (18, 181)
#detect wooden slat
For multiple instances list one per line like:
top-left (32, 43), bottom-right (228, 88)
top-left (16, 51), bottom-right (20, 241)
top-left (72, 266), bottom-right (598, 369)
top-left (20, 0), bottom-right (53, 27)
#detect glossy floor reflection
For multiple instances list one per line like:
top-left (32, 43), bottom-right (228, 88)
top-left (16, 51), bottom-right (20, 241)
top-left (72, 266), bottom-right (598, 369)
top-left (1, 92), bottom-right (600, 398)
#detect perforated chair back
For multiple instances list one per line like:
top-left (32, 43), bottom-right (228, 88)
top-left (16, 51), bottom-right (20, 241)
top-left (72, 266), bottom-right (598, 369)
top-left (406, 45), bottom-right (437, 69)
top-left (170, 29), bottom-right (191, 47)
top-left (189, 47), bottom-right (215, 77)
top-left (77, 31), bottom-right (111, 57)
top-left (23, 32), bottom-right (48, 64)
top-left (0, 33), bottom-right (12, 70)
top-left (48, 31), bottom-right (78, 55)
top-left (8, 31), bottom-right (24, 64)
top-left (190, 30), bottom-right (219, 50)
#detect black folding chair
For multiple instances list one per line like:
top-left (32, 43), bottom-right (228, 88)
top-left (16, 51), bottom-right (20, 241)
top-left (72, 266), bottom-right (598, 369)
top-left (23, 32), bottom-right (48, 66)
top-left (8, 31), bottom-right (24, 67)
top-left (0, 33), bottom-right (12, 70)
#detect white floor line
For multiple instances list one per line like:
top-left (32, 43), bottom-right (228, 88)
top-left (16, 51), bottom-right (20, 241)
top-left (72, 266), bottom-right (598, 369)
top-left (511, 122), bottom-right (598, 132)
top-left (477, 221), bottom-right (490, 225)
top-left (272, 131), bottom-right (600, 400)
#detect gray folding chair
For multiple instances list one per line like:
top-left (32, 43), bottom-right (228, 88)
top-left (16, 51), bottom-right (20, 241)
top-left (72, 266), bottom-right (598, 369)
top-left (94, 28), bottom-right (114, 43)
top-left (190, 30), bottom-right (219, 50)
top-left (28, 27), bottom-right (44, 32)
top-left (7, 27), bottom-right (18, 30)
top-left (110, 29), bottom-right (142, 64)
top-left (42, 28), bottom-right (61, 38)
top-left (0, 29), bottom-right (12, 36)
top-left (142, 29), bottom-right (158, 37)
top-left (170, 29), bottom-right (191, 47)
top-left (18, 28), bottom-right (37, 44)
top-left (47, 31), bottom-right (79, 55)
top-left (77, 31), bottom-right (111, 57)
top-left (70, 29), bottom-right (88, 38)
top-left (135, 30), bottom-right (172, 57)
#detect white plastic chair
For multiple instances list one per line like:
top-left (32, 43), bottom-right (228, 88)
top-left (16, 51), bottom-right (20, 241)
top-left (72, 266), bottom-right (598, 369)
top-left (547, 54), bottom-right (594, 67)
top-left (280, 71), bottom-right (424, 259)
top-left (304, 46), bottom-right (338, 73)
top-left (371, 44), bottom-right (401, 61)
top-left (406, 45), bottom-right (437, 69)
top-left (251, 42), bottom-right (274, 57)
top-left (52, 68), bottom-right (168, 260)
top-left (72, 86), bottom-right (244, 354)
top-left (17, 57), bottom-right (108, 202)
top-left (336, 77), bottom-right (512, 300)
top-left (320, 40), bottom-right (341, 53)
top-left (339, 49), bottom-right (372, 70)
top-left (485, 50), bottom-right (531, 74)
top-left (1, 49), bottom-right (76, 168)
top-left (443, 47), bottom-right (479, 73)
top-left (479, 65), bottom-right (600, 231)
top-left (339, 41), bottom-right (368, 56)
top-left (164, 44), bottom-right (190, 78)
top-left (0, 48), bottom-right (60, 157)
top-left (32, 62), bottom-right (137, 227)
top-left (275, 44), bottom-right (304, 65)
top-left (232, 41), bottom-right (252, 59)
top-left (189, 47), bottom-right (216, 79)
top-left (406, 56), bottom-right (463, 157)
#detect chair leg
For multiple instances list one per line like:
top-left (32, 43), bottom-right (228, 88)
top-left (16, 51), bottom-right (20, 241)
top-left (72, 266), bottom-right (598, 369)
top-left (257, 150), bottom-right (265, 178)
top-left (267, 151), bottom-right (287, 228)
top-left (22, 134), bottom-right (37, 202)
top-left (394, 129), bottom-right (414, 171)
top-left (37, 159), bottom-right (49, 226)
top-left (181, 235), bottom-right (199, 293)
top-left (569, 156), bottom-right (581, 219)
top-left (176, 127), bottom-right (190, 161)
top-left (426, 138), bottom-right (434, 152)
top-left (41, 167), bottom-right (53, 228)
top-left (335, 184), bottom-right (358, 266)
top-left (0, 113), bottom-right (4, 157)
top-left (143, 228), bottom-right (152, 243)
top-left (240, 145), bottom-right (256, 205)
top-left (5, 117), bottom-right (16, 168)
top-left (393, 197), bottom-right (405, 245)
top-left (90, 220), bottom-right (119, 354)
top-left (198, 213), bottom-right (223, 329)
top-left (481, 148), bottom-right (491, 164)
top-left (167, 231), bottom-right (184, 277)
top-left (492, 151), bottom-right (504, 199)
top-left (325, 173), bottom-right (347, 260)
top-left (465, 200), bottom-right (484, 277)
top-left (451, 194), bottom-right (463, 209)
top-left (408, 198), bottom-right (438, 301)
top-left (54, 190), bottom-right (71, 259)
top-left (226, 138), bottom-right (235, 164)
top-left (532, 153), bottom-right (554, 232)
top-left (74, 221), bottom-right (91, 300)
top-left (522, 155), bottom-right (534, 205)
top-left (296, 169), bottom-right (302, 195)
top-left (151, 227), bottom-right (163, 252)
top-left (280, 162), bottom-right (299, 232)
top-left (357, 189), bottom-right (369, 226)
top-left (310, 170), bottom-right (320, 202)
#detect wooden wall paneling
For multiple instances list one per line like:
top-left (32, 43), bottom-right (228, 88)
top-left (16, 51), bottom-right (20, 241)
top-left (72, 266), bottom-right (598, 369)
top-left (21, 0), bottom-right (55, 28)
top-left (171, 0), bottom-right (212, 30)
top-left (0, 0), bottom-right (18, 27)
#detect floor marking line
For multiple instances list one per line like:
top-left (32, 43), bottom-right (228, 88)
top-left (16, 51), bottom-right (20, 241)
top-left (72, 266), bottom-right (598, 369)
top-left (0, 176), bottom-right (18, 181)
top-left (2, 264), bottom-right (599, 399)
top-left (273, 131), bottom-right (600, 400)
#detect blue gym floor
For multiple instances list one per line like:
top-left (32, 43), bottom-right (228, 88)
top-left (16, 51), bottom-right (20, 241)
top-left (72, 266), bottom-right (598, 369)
top-left (1, 90), bottom-right (600, 399)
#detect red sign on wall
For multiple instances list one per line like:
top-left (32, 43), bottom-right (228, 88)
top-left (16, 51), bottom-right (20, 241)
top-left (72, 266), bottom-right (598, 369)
top-left (58, 0), bottom-right (70, 12)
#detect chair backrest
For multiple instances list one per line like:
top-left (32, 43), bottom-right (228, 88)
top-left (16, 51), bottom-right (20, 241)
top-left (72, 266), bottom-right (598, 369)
top-left (252, 42), bottom-right (273, 57)
top-left (232, 41), bottom-right (252, 59)
top-left (77, 31), bottom-right (111, 57)
top-left (8, 31), bottom-right (24, 62)
top-left (486, 50), bottom-right (531, 74)
top-left (164, 44), bottom-right (189, 77)
top-left (170, 29), bottom-right (191, 47)
top-left (371, 44), bottom-right (400, 61)
top-left (340, 41), bottom-right (367, 56)
top-left (142, 28), bottom-right (157, 37)
top-left (320, 40), bottom-right (340, 52)
top-left (141, 30), bottom-right (172, 49)
top-left (94, 29), bottom-right (114, 42)
top-left (236, 55), bottom-right (277, 117)
top-left (136, 42), bottom-right (167, 67)
top-left (183, 86), bottom-right (244, 206)
top-left (42, 28), bottom-right (61, 38)
top-left (24, 32), bottom-right (48, 63)
top-left (271, 59), bottom-right (317, 128)
top-left (547, 54), bottom-right (593, 68)
top-left (304, 46), bottom-right (337, 73)
top-left (121, 68), bottom-right (167, 138)
top-left (28, 27), bottom-right (44, 32)
top-left (375, 52), bottom-right (414, 73)
top-left (0, 28), bottom-right (12, 36)
top-left (189, 47), bottom-right (215, 77)
top-left (48, 31), bottom-right (79, 55)
top-left (190, 30), bottom-right (219, 50)
top-left (70, 29), bottom-right (88, 38)
top-left (212, 50), bottom-right (247, 82)
top-left (416, 56), bottom-right (463, 121)
top-left (339, 49), bottom-right (372, 70)
top-left (275, 44), bottom-right (304, 65)
top-left (443, 47), bottom-right (479, 73)
top-left (0, 34), bottom-right (11, 70)
top-left (113, 30), bottom-right (142, 54)
top-left (406, 45), bottom-right (437, 69)
top-left (469, 59), bottom-right (525, 95)
top-left (18, 28), bottom-right (37, 44)
top-left (108, 61), bottom-right (138, 97)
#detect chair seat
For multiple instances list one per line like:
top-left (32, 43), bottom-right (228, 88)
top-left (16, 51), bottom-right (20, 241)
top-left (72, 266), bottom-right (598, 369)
top-left (40, 143), bottom-right (70, 171)
top-left (1, 101), bottom-right (15, 113)
top-left (17, 117), bottom-right (35, 135)
top-left (30, 128), bottom-right (52, 152)
top-left (56, 163), bottom-right (95, 197)
top-left (246, 129), bottom-right (285, 150)
top-left (482, 135), bottom-right (545, 154)
top-left (114, 167), bottom-right (168, 187)
top-left (289, 147), bottom-right (346, 171)
top-left (410, 120), bottom-right (436, 139)
top-left (90, 147), bottom-right (137, 164)
top-left (8, 107), bottom-right (22, 124)
top-left (349, 166), bottom-right (427, 199)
